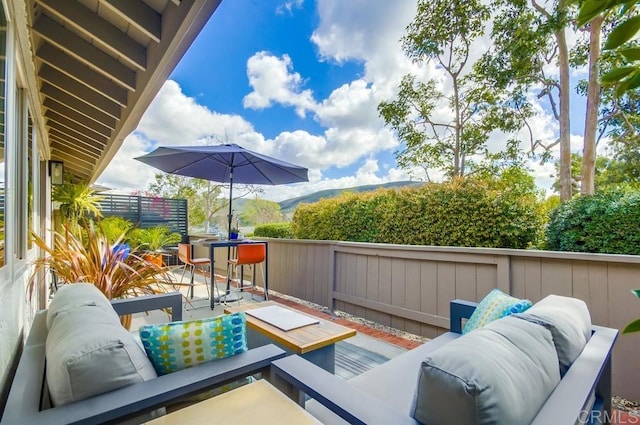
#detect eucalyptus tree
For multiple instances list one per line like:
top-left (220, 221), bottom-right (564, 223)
top-left (378, 0), bottom-right (529, 180)
top-left (579, 0), bottom-right (640, 94)
top-left (578, 0), bottom-right (640, 193)
top-left (475, 0), bottom-right (575, 201)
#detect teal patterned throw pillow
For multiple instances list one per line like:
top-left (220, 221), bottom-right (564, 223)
top-left (139, 312), bottom-right (247, 375)
top-left (462, 289), bottom-right (532, 334)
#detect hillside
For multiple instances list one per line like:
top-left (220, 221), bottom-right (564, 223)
top-left (278, 180), bottom-right (424, 213)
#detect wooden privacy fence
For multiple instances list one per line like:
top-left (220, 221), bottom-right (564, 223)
top-left (252, 238), bottom-right (640, 402)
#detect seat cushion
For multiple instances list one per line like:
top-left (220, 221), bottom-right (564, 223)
top-left (46, 303), bottom-right (158, 406)
top-left (462, 288), bottom-right (532, 334)
top-left (412, 316), bottom-right (560, 425)
top-left (139, 312), bottom-right (248, 375)
top-left (515, 294), bottom-right (591, 375)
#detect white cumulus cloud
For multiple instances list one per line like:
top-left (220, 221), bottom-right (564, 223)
top-left (243, 52), bottom-right (316, 118)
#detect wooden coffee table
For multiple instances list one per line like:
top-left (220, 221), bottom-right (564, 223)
top-left (225, 301), bottom-right (356, 374)
top-left (146, 379), bottom-right (320, 424)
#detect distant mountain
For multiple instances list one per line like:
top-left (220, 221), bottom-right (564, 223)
top-left (278, 181), bottom-right (424, 213)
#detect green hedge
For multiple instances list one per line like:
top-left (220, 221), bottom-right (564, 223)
top-left (545, 188), bottom-right (640, 254)
top-left (253, 222), bottom-right (294, 239)
top-left (292, 179), bottom-right (544, 249)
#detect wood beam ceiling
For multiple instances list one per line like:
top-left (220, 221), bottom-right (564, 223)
top-left (29, 0), bottom-right (223, 183)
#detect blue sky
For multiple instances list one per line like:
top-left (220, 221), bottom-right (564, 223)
top-left (98, 0), bottom-right (598, 201)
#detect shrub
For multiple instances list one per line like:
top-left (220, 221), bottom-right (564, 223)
top-left (545, 187), bottom-right (640, 254)
top-left (292, 178), bottom-right (544, 249)
top-left (253, 222), bottom-right (294, 239)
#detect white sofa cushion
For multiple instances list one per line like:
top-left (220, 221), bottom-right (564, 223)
top-left (46, 286), bottom-right (157, 406)
top-left (515, 294), bottom-right (592, 375)
top-left (412, 316), bottom-right (560, 425)
top-left (46, 283), bottom-right (119, 329)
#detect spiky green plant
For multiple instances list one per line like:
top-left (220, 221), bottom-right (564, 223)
top-left (99, 216), bottom-right (134, 245)
top-left (128, 226), bottom-right (182, 252)
top-left (53, 182), bottom-right (103, 235)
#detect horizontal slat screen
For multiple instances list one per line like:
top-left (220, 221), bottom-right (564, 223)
top-left (98, 194), bottom-right (188, 242)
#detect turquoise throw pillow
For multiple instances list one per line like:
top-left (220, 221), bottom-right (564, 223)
top-left (139, 312), bottom-right (248, 376)
top-left (462, 289), bottom-right (532, 334)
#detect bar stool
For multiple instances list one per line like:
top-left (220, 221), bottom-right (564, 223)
top-left (226, 243), bottom-right (266, 302)
top-left (177, 243), bottom-right (210, 299)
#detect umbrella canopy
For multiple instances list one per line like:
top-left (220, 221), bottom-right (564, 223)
top-left (134, 144), bottom-right (308, 238)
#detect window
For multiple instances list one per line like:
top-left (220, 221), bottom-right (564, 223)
top-left (0, 6), bottom-right (6, 268)
top-left (27, 113), bottom-right (34, 251)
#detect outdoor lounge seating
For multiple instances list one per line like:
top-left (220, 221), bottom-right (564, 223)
top-left (1, 285), bottom-right (287, 425)
top-left (272, 296), bottom-right (619, 425)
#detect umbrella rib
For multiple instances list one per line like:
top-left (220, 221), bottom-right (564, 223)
top-left (237, 153), bottom-right (277, 185)
top-left (235, 152), bottom-right (305, 185)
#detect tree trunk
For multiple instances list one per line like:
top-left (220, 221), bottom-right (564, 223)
top-left (557, 24), bottom-right (572, 201)
top-left (581, 16), bottom-right (603, 196)
top-left (452, 75), bottom-right (462, 178)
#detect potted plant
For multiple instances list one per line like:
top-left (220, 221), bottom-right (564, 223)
top-left (29, 223), bottom-right (174, 329)
top-left (128, 226), bottom-right (182, 266)
top-left (99, 216), bottom-right (134, 245)
top-left (230, 227), bottom-right (240, 240)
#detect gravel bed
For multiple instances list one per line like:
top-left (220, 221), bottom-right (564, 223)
top-left (613, 396), bottom-right (640, 414)
top-left (270, 290), bottom-right (428, 343)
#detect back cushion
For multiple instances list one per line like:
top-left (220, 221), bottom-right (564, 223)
top-left (46, 283), bottom-right (119, 329)
top-left (412, 317), bottom-right (560, 425)
top-left (46, 302), bottom-right (157, 406)
top-left (515, 294), bottom-right (592, 375)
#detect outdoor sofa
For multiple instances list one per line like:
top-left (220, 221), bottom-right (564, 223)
top-left (273, 294), bottom-right (619, 425)
top-left (0, 285), bottom-right (287, 425)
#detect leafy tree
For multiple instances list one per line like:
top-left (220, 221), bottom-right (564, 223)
top-left (146, 173), bottom-right (259, 233)
top-left (239, 198), bottom-right (284, 226)
top-left (378, 0), bottom-right (527, 180)
top-left (552, 152), bottom-right (640, 191)
top-left (147, 174), bottom-right (211, 229)
top-left (573, 5), bottom-right (640, 194)
top-left (475, 0), bottom-right (575, 201)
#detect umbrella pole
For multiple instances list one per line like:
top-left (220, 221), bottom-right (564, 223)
top-left (226, 169), bottom-right (233, 295)
top-left (227, 169), bottom-right (233, 240)
top-left (222, 167), bottom-right (242, 302)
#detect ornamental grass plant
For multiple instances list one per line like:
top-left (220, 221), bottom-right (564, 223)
top-left (29, 223), bottom-right (174, 301)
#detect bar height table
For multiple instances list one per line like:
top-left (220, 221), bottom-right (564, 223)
top-left (194, 239), bottom-right (269, 309)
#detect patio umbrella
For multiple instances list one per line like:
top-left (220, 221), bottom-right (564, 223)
top-left (134, 143), bottom-right (308, 239)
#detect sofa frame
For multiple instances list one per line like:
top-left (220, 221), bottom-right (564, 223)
top-left (272, 299), bottom-right (619, 425)
top-left (0, 292), bottom-right (287, 425)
